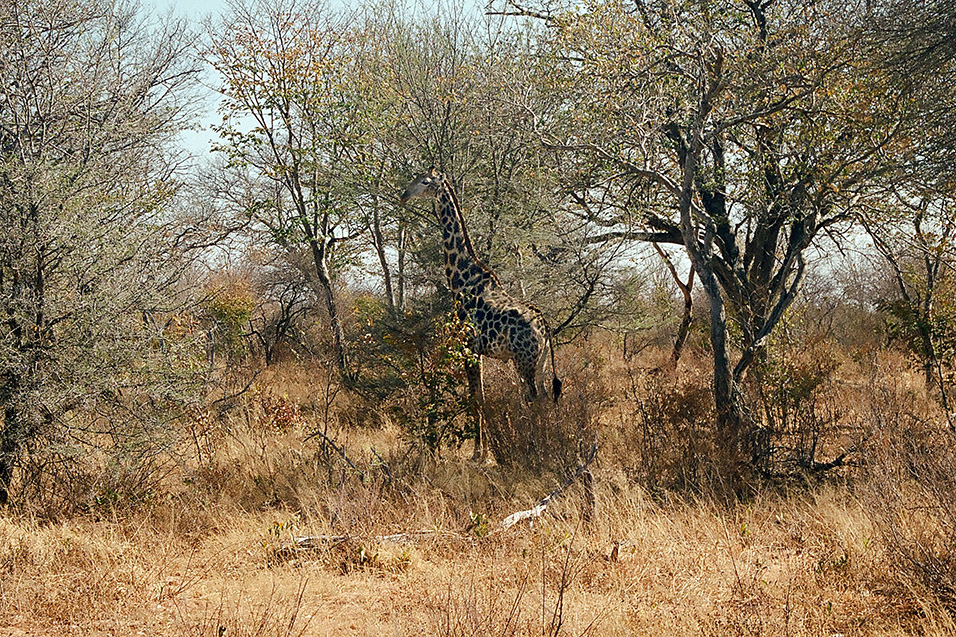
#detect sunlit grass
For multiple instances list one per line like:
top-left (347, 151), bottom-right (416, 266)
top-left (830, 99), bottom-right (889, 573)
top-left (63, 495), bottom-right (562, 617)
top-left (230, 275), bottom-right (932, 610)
top-left (0, 346), bottom-right (952, 635)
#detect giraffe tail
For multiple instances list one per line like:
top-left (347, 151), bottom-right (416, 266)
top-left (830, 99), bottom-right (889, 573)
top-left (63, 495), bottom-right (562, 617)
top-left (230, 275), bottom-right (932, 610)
top-left (549, 328), bottom-right (562, 403)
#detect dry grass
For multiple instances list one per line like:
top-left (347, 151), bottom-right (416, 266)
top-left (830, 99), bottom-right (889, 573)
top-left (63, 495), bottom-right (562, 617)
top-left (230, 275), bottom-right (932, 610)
top-left (0, 476), bottom-right (932, 636)
top-left (1, 344), bottom-right (954, 635)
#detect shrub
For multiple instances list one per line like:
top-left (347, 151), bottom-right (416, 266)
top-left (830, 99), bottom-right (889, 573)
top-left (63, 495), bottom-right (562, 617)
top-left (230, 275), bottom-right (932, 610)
top-left (619, 360), bottom-right (716, 494)
top-left (482, 342), bottom-right (605, 476)
top-left (352, 294), bottom-right (475, 454)
top-left (750, 342), bottom-right (848, 475)
top-left (863, 383), bottom-right (956, 607)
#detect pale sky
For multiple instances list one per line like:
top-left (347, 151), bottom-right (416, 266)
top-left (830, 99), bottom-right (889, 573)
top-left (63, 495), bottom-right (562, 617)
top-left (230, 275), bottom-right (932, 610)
top-left (154, 0), bottom-right (486, 159)
top-left (155, 0), bottom-right (363, 159)
top-left (145, 0), bottom-right (229, 159)
top-left (152, 0), bottom-right (229, 20)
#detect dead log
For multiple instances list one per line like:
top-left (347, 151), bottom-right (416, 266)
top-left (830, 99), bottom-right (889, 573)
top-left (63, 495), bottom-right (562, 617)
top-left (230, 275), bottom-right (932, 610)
top-left (278, 442), bottom-right (599, 555)
top-left (286, 529), bottom-right (465, 552)
top-left (499, 442), bottom-right (599, 530)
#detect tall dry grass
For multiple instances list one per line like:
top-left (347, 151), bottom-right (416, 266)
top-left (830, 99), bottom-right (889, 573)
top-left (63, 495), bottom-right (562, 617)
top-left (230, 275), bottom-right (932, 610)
top-left (0, 339), bottom-right (955, 634)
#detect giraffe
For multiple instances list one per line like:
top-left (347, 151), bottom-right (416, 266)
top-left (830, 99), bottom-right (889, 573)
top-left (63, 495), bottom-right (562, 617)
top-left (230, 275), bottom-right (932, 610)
top-left (400, 166), bottom-right (562, 460)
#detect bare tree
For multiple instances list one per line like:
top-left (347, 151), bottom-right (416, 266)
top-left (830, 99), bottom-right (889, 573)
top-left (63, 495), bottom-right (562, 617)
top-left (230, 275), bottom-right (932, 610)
top-left (247, 255), bottom-right (314, 366)
top-left (862, 190), bottom-right (956, 424)
top-left (0, 0), bottom-right (202, 504)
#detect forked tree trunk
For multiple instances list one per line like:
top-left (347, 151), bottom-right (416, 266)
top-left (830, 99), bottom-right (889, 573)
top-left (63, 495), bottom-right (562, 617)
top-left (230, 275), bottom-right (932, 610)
top-left (309, 237), bottom-right (351, 383)
top-left (676, 120), bottom-right (751, 484)
top-left (371, 200), bottom-right (395, 310)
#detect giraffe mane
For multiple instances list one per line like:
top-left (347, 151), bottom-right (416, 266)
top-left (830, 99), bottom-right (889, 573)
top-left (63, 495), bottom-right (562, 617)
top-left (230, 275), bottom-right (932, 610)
top-left (440, 174), bottom-right (501, 284)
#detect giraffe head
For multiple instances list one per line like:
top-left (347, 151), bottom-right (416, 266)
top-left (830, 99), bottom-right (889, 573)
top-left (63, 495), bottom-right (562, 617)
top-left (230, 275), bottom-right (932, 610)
top-left (399, 166), bottom-right (443, 204)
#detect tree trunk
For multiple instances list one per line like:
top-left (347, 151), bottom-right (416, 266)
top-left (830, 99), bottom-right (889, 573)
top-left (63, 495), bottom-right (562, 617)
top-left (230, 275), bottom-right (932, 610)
top-left (397, 219), bottom-right (408, 311)
top-left (309, 237), bottom-right (351, 383)
top-left (0, 404), bottom-right (22, 506)
top-left (702, 265), bottom-right (749, 475)
top-left (370, 200), bottom-right (395, 310)
top-left (674, 285), bottom-right (693, 365)
top-left (368, 160), bottom-right (395, 311)
top-left (676, 117), bottom-right (750, 484)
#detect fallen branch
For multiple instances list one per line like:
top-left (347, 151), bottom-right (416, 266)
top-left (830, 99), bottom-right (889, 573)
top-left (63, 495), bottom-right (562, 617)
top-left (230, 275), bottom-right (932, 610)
top-left (278, 442), bottom-right (599, 555)
top-left (304, 426), bottom-right (367, 481)
top-left (370, 445), bottom-right (393, 482)
top-left (499, 442), bottom-right (599, 530)
top-left (809, 438), bottom-right (863, 473)
top-left (286, 529), bottom-right (465, 551)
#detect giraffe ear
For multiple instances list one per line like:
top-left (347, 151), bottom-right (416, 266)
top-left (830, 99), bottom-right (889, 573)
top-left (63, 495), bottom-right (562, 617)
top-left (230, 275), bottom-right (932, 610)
top-left (426, 165), bottom-right (436, 177)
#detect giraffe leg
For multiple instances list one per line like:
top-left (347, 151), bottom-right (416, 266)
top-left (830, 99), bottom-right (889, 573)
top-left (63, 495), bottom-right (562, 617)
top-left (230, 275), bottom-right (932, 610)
top-left (534, 331), bottom-right (558, 402)
top-left (465, 356), bottom-right (486, 461)
top-left (515, 357), bottom-right (538, 403)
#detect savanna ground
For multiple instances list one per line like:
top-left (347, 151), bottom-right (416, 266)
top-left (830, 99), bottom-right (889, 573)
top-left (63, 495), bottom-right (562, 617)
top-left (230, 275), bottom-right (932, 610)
top-left (2, 331), bottom-right (955, 637)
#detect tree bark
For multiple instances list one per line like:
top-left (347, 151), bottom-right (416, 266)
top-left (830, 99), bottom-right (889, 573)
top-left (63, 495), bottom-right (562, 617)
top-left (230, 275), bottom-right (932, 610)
top-left (309, 237), bottom-right (351, 382)
top-left (370, 200), bottom-right (395, 310)
top-left (397, 219), bottom-right (408, 311)
top-left (0, 405), bottom-right (19, 506)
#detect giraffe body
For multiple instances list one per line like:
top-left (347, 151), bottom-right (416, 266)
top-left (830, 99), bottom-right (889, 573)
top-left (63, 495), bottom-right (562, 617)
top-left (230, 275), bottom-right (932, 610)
top-left (401, 167), bottom-right (561, 458)
top-left (464, 290), bottom-right (551, 399)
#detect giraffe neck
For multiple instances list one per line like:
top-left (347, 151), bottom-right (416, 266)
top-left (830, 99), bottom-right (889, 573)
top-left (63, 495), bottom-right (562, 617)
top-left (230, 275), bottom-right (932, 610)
top-left (436, 179), bottom-right (497, 295)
